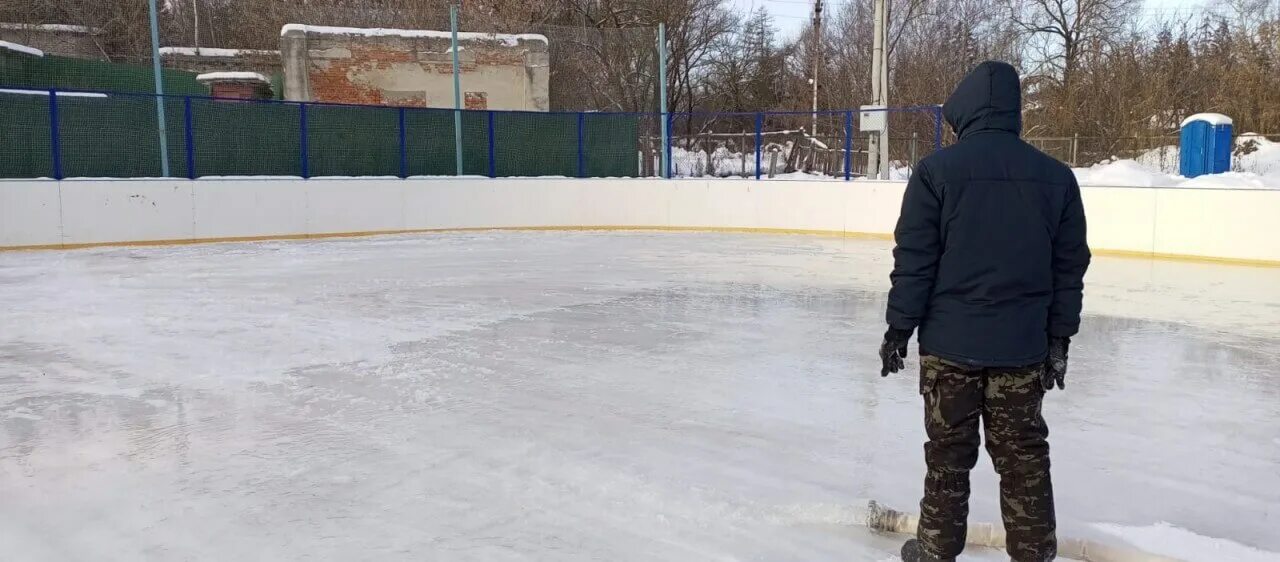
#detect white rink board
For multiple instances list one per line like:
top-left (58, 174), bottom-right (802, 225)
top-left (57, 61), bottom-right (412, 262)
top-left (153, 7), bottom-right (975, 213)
top-left (193, 181), bottom-right (308, 240)
top-left (0, 182), bottom-right (61, 247)
top-left (2, 178), bottom-right (1279, 263)
top-left (57, 181), bottom-right (195, 245)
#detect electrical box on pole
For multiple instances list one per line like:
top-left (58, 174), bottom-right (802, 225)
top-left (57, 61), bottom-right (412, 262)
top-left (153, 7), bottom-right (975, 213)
top-left (859, 105), bottom-right (887, 132)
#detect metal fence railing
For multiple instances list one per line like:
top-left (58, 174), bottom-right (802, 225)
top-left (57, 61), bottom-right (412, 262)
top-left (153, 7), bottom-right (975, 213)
top-left (1026, 135), bottom-right (1183, 169)
top-left (1028, 133), bottom-right (1280, 175)
top-left (0, 85), bottom-right (944, 181)
top-left (667, 108), bottom-right (944, 180)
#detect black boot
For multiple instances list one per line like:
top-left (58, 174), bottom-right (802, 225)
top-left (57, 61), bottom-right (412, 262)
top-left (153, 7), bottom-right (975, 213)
top-left (900, 539), bottom-right (956, 562)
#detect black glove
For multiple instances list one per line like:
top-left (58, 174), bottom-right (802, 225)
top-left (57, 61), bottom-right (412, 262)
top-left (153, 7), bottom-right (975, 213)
top-left (879, 327), bottom-right (912, 377)
top-left (1042, 337), bottom-right (1069, 391)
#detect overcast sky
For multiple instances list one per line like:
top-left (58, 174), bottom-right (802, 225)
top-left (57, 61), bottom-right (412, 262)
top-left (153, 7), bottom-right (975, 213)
top-left (727, 0), bottom-right (1214, 39)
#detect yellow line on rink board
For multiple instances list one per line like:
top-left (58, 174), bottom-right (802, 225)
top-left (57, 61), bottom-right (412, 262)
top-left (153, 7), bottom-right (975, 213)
top-left (2, 226), bottom-right (1277, 267)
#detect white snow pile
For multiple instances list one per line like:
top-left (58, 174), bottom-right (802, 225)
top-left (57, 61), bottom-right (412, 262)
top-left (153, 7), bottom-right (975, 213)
top-left (0, 23), bottom-right (97, 34)
top-left (671, 145), bottom-right (786, 178)
top-left (196, 71), bottom-right (270, 84)
top-left (160, 47), bottom-right (278, 57)
top-left (669, 138), bottom-right (913, 180)
top-left (1073, 133), bottom-right (1280, 189)
top-left (0, 88), bottom-right (106, 98)
top-left (859, 163), bottom-right (914, 181)
top-left (0, 40), bottom-right (44, 57)
top-left (1181, 112), bottom-right (1233, 127)
top-left (1093, 522), bottom-right (1280, 562)
top-left (280, 24), bottom-right (547, 46)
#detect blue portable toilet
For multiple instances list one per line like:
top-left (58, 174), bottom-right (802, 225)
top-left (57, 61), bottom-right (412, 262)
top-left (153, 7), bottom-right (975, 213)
top-left (1179, 113), bottom-right (1232, 178)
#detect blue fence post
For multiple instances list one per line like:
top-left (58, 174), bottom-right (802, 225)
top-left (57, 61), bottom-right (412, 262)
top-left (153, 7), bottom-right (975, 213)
top-left (47, 89), bottom-right (62, 180)
top-left (577, 112), bottom-right (587, 178)
top-left (184, 96), bottom-right (196, 180)
top-left (934, 106), bottom-right (943, 151)
top-left (487, 111), bottom-right (496, 178)
top-left (397, 107), bottom-right (408, 179)
top-left (754, 112), bottom-right (763, 181)
top-left (298, 102), bottom-right (309, 178)
top-left (844, 110), bottom-right (853, 181)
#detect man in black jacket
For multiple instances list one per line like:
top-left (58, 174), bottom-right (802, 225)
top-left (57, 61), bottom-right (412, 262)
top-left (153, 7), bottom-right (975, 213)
top-left (879, 61), bottom-right (1091, 562)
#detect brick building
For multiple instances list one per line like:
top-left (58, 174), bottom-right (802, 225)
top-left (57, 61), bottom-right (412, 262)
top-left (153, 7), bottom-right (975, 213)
top-left (279, 24), bottom-right (549, 111)
top-left (196, 71), bottom-right (274, 99)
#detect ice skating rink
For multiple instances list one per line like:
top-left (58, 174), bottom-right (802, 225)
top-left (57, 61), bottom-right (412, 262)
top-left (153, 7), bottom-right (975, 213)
top-left (2, 231), bottom-right (1278, 561)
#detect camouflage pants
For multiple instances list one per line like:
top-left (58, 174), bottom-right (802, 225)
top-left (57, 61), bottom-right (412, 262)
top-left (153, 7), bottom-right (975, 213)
top-left (916, 355), bottom-right (1056, 561)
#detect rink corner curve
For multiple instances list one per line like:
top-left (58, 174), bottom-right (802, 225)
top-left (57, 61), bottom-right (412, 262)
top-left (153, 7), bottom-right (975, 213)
top-left (1, 178), bottom-right (1278, 267)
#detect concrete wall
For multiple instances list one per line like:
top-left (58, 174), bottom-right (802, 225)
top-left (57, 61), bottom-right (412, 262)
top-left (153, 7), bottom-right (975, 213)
top-left (2, 179), bottom-right (1278, 264)
top-left (0, 23), bottom-right (104, 59)
top-left (160, 48), bottom-right (283, 89)
top-left (279, 25), bottom-right (549, 111)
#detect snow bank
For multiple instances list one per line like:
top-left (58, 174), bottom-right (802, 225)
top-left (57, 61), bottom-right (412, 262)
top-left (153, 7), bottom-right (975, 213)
top-left (1093, 522), bottom-right (1280, 562)
top-left (160, 47), bottom-right (278, 57)
top-left (280, 24), bottom-right (548, 46)
top-left (671, 145), bottom-right (780, 178)
top-left (1073, 160), bottom-right (1180, 187)
top-left (0, 88), bottom-right (106, 98)
top-left (0, 40), bottom-right (43, 57)
top-left (196, 72), bottom-right (270, 84)
top-left (0, 23), bottom-right (97, 34)
top-left (1229, 133), bottom-right (1280, 176)
top-left (669, 143), bottom-right (913, 181)
top-left (1074, 160), bottom-right (1280, 189)
top-left (1074, 134), bottom-right (1280, 189)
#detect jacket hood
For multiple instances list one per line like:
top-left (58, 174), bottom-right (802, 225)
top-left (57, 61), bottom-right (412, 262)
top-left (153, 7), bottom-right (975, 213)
top-left (943, 61), bottom-right (1022, 138)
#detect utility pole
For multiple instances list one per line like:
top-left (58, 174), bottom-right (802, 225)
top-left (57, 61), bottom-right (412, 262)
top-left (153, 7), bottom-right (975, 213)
top-left (866, 0), bottom-right (890, 179)
top-left (811, 0), bottom-right (823, 139)
top-left (193, 0), bottom-right (201, 49)
top-left (147, 0), bottom-right (170, 177)
top-left (867, 0), bottom-right (884, 178)
top-left (659, 23), bottom-right (669, 179)
top-left (877, 0), bottom-right (890, 180)
top-left (451, 3), bottom-right (463, 176)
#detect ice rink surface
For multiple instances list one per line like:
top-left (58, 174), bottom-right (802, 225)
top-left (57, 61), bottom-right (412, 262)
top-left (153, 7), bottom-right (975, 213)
top-left (2, 231), bottom-right (1278, 561)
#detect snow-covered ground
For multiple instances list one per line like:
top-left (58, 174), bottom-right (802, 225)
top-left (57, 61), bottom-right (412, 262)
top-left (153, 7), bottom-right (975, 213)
top-left (1073, 133), bottom-right (1280, 189)
top-left (670, 145), bottom-right (913, 181)
top-left (671, 132), bottom-right (1280, 188)
top-left (2, 231), bottom-right (1279, 561)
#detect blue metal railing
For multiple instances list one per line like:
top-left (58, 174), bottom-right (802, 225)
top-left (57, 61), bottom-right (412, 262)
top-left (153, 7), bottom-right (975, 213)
top-left (0, 85), bottom-right (944, 181)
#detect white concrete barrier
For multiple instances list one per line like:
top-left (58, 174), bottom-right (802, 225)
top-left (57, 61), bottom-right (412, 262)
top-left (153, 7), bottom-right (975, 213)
top-left (2, 178), bottom-right (1278, 265)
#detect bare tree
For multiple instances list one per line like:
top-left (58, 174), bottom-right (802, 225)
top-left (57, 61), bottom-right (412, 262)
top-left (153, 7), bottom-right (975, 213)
top-left (1012, 0), bottom-right (1140, 94)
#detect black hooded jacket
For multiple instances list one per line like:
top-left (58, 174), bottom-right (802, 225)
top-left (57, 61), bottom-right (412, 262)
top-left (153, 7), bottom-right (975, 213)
top-left (886, 61), bottom-right (1091, 367)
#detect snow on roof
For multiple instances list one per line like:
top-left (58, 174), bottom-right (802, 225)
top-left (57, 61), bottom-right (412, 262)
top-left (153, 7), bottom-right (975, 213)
top-left (1181, 113), bottom-right (1233, 128)
top-left (0, 40), bottom-right (44, 57)
top-left (0, 88), bottom-right (107, 98)
top-left (196, 71), bottom-right (271, 84)
top-left (160, 47), bottom-right (279, 57)
top-left (0, 23), bottom-right (98, 34)
top-left (280, 24), bottom-right (548, 46)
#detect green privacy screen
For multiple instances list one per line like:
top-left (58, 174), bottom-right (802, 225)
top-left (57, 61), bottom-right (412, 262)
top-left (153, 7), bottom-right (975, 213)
top-left (0, 91), bottom-right (641, 179)
top-left (0, 51), bottom-right (205, 95)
